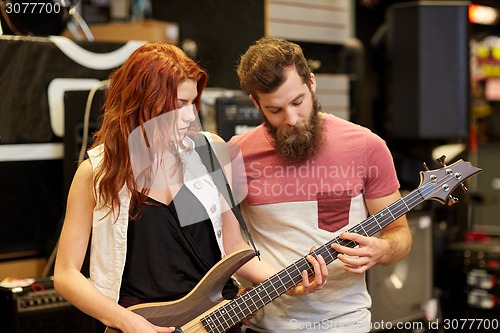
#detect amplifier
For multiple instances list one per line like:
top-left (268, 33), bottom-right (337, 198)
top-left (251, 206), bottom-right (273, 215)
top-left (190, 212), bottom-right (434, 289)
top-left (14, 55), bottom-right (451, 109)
top-left (215, 96), bottom-right (262, 141)
top-left (467, 287), bottom-right (500, 310)
top-left (444, 240), bottom-right (500, 310)
top-left (0, 276), bottom-right (99, 333)
top-left (368, 212), bottom-right (433, 327)
top-left (466, 269), bottom-right (500, 291)
top-left (465, 267), bottom-right (500, 310)
top-left (448, 240), bottom-right (500, 271)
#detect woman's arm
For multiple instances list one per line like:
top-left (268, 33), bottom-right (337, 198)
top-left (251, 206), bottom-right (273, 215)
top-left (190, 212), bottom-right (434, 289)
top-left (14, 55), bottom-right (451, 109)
top-left (53, 160), bottom-right (174, 333)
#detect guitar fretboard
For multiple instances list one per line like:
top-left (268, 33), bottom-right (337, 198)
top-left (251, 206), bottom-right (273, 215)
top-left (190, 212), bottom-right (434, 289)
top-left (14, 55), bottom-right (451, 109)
top-left (201, 184), bottom-right (434, 333)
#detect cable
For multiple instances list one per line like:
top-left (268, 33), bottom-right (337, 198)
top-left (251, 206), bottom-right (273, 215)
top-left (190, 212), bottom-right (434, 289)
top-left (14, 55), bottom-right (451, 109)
top-left (78, 79), bottom-right (109, 165)
top-left (67, 6), bottom-right (95, 41)
top-left (0, 0), bottom-right (22, 35)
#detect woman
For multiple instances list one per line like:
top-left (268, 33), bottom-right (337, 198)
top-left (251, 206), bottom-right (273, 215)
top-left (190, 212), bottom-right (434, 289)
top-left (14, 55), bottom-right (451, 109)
top-left (53, 43), bottom-right (327, 333)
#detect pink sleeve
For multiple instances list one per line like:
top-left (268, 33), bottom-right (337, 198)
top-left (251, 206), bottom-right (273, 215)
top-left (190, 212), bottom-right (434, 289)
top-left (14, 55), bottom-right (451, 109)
top-left (363, 134), bottom-right (400, 199)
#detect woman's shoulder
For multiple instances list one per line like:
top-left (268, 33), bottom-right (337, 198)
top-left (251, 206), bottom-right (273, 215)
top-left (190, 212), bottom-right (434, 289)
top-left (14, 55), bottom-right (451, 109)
top-left (201, 131), bottom-right (225, 143)
top-left (68, 159), bottom-right (95, 201)
top-left (74, 159), bottom-right (94, 182)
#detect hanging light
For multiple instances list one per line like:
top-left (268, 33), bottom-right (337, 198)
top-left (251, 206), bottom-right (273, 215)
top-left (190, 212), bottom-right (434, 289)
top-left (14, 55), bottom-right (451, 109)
top-left (469, 4), bottom-right (500, 25)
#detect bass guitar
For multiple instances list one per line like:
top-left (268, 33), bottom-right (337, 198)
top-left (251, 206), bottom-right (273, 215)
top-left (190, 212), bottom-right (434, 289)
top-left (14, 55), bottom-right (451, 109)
top-left (105, 159), bottom-right (481, 333)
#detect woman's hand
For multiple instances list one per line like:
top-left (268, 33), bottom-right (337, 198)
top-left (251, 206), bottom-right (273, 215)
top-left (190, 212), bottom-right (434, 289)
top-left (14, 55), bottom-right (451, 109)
top-left (118, 311), bottom-right (176, 333)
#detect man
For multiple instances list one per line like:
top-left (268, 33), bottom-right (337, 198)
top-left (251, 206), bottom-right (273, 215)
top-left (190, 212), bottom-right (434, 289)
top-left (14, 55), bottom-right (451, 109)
top-left (230, 37), bottom-right (412, 332)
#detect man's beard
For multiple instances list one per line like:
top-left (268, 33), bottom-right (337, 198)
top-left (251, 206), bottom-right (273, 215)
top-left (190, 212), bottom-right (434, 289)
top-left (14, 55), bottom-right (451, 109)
top-left (264, 96), bottom-right (324, 163)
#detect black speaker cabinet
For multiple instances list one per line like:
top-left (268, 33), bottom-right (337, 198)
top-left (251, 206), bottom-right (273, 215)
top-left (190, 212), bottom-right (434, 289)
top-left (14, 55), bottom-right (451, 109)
top-left (386, 1), bottom-right (470, 140)
top-left (0, 36), bottom-right (131, 260)
top-left (0, 277), bottom-right (101, 333)
top-left (368, 211), bottom-right (433, 327)
top-left (152, 0), bottom-right (265, 89)
top-left (472, 142), bottom-right (500, 236)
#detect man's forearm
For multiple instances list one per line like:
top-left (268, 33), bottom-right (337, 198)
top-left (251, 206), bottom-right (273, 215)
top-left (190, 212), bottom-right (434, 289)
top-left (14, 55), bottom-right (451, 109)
top-left (378, 223), bottom-right (412, 266)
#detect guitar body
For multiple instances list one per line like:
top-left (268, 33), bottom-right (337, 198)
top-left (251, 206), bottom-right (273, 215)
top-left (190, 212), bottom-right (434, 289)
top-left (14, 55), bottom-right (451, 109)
top-left (104, 249), bottom-right (256, 333)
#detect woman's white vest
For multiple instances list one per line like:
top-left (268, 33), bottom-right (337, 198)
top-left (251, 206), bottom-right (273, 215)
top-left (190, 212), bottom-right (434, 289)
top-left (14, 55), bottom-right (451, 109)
top-left (87, 133), bottom-right (224, 302)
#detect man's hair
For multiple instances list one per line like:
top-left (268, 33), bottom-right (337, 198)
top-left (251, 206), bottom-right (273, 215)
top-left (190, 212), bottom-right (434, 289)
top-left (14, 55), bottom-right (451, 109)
top-left (237, 37), bottom-right (311, 100)
top-left (92, 42), bottom-right (207, 219)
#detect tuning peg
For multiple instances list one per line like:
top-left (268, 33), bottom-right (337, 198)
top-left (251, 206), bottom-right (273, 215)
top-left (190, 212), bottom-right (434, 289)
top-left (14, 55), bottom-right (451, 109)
top-left (436, 155), bottom-right (447, 167)
top-left (423, 162), bottom-right (430, 171)
top-left (434, 155), bottom-right (468, 194)
top-left (448, 195), bottom-right (459, 206)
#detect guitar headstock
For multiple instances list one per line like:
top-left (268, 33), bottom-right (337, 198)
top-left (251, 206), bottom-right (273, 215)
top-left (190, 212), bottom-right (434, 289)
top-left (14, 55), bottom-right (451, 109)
top-left (418, 159), bottom-right (482, 205)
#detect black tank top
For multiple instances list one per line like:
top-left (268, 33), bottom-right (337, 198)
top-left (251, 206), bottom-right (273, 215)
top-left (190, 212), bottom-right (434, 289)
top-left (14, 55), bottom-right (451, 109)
top-left (119, 185), bottom-right (238, 305)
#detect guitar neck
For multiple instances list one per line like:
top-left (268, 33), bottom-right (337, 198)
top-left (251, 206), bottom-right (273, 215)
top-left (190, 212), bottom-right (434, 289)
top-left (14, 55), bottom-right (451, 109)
top-left (201, 187), bottom-right (427, 332)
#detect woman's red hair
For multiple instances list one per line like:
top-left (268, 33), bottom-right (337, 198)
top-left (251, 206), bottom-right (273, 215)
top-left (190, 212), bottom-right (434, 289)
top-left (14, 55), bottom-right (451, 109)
top-left (91, 42), bottom-right (207, 218)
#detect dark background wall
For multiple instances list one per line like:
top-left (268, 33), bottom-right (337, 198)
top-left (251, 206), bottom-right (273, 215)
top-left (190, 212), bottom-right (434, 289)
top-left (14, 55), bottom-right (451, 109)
top-left (152, 0), bottom-right (265, 89)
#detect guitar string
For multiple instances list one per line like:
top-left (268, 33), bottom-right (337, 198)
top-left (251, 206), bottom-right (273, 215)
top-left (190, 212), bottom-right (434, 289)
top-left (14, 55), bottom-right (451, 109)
top-left (183, 169), bottom-right (460, 332)
top-left (349, 170), bottom-right (454, 239)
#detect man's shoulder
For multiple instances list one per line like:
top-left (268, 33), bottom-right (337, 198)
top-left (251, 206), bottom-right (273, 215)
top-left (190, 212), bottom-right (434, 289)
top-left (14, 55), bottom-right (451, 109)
top-left (324, 113), bottom-right (381, 139)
